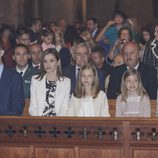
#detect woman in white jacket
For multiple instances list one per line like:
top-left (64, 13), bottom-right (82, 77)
top-left (29, 48), bottom-right (71, 116)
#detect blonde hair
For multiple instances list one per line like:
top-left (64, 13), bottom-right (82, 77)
top-left (74, 63), bottom-right (99, 98)
top-left (54, 26), bottom-right (65, 47)
top-left (80, 31), bottom-right (95, 48)
top-left (120, 69), bottom-right (148, 102)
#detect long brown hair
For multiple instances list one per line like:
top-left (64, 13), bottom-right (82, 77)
top-left (74, 63), bottom-right (100, 98)
top-left (120, 69), bottom-right (148, 102)
top-left (36, 48), bottom-right (62, 80)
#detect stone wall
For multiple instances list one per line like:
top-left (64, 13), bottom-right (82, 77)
top-left (0, 0), bottom-right (157, 27)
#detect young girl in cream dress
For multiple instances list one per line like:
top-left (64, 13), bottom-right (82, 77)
top-left (67, 63), bottom-right (110, 117)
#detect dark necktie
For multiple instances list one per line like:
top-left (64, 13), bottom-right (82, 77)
top-left (20, 71), bottom-right (23, 76)
top-left (35, 65), bottom-right (40, 69)
top-left (77, 68), bottom-right (80, 78)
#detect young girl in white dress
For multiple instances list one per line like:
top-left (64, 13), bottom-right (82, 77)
top-left (116, 69), bottom-right (151, 117)
top-left (67, 63), bottom-right (110, 117)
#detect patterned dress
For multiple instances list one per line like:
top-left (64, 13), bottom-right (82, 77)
top-left (42, 80), bottom-right (57, 116)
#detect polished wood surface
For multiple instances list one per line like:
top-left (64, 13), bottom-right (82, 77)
top-left (0, 117), bottom-right (158, 158)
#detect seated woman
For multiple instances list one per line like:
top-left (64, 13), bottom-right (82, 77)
top-left (29, 48), bottom-right (71, 116)
top-left (67, 63), bottom-right (110, 117)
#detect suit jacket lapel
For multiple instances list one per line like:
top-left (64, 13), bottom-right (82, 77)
top-left (71, 65), bottom-right (77, 93)
top-left (0, 68), bottom-right (8, 93)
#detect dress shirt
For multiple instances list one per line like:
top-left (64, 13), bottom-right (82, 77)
top-left (127, 63), bottom-right (139, 70)
top-left (16, 65), bottom-right (28, 77)
top-left (92, 27), bottom-right (98, 38)
top-left (32, 63), bottom-right (40, 69)
top-left (0, 64), bottom-right (4, 79)
top-left (75, 65), bottom-right (80, 78)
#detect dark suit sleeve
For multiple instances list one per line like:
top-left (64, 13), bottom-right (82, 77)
top-left (9, 73), bottom-right (25, 115)
top-left (107, 66), bottom-right (125, 99)
top-left (144, 67), bottom-right (157, 99)
top-left (107, 69), bottom-right (119, 99)
top-left (59, 48), bottom-right (71, 69)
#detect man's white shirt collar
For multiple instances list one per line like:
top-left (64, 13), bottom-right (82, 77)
top-left (16, 65), bottom-right (28, 76)
top-left (127, 63), bottom-right (139, 70)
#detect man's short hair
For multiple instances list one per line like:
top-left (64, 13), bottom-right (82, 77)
top-left (91, 45), bottom-right (105, 57)
top-left (87, 18), bottom-right (98, 24)
top-left (15, 27), bottom-right (30, 39)
top-left (14, 43), bottom-right (29, 54)
top-left (28, 18), bottom-right (41, 27)
top-left (113, 10), bottom-right (127, 20)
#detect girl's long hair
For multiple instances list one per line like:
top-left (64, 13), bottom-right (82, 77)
top-left (36, 48), bottom-right (62, 81)
top-left (74, 63), bottom-right (100, 98)
top-left (120, 69), bottom-right (148, 102)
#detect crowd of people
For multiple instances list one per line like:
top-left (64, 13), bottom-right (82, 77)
top-left (0, 10), bottom-right (157, 117)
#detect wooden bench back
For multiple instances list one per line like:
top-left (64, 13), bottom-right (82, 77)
top-left (23, 99), bottom-right (157, 117)
top-left (108, 99), bottom-right (157, 117)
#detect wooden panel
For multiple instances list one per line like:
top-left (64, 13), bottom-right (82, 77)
top-left (35, 147), bottom-right (75, 158)
top-left (132, 148), bottom-right (158, 158)
top-left (0, 117), bottom-right (158, 158)
top-left (0, 146), bottom-right (32, 158)
top-left (79, 148), bottom-right (121, 158)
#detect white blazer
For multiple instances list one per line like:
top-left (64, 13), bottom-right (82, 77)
top-left (29, 75), bottom-right (71, 116)
top-left (67, 91), bottom-right (110, 117)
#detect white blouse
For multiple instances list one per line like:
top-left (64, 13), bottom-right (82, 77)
top-left (78, 97), bottom-right (95, 116)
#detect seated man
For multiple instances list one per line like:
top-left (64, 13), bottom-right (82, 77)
top-left (29, 43), bottom-right (42, 69)
top-left (107, 42), bottom-right (157, 99)
top-left (15, 27), bottom-right (31, 47)
top-left (13, 44), bottom-right (37, 99)
top-left (91, 45), bottom-right (112, 91)
top-left (0, 47), bottom-right (25, 115)
top-left (63, 43), bottom-right (90, 93)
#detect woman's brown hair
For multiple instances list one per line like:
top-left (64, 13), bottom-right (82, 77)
top-left (36, 48), bottom-right (62, 81)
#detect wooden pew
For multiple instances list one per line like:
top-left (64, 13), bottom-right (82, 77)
top-left (24, 99), bottom-right (157, 117)
top-left (108, 99), bottom-right (157, 117)
top-left (23, 99), bottom-right (30, 116)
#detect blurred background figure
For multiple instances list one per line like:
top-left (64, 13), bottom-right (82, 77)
top-left (86, 17), bottom-right (100, 40)
top-left (29, 43), bottom-right (43, 69)
top-left (0, 24), bottom-right (15, 68)
top-left (107, 27), bottom-right (133, 64)
top-left (28, 18), bottom-right (42, 43)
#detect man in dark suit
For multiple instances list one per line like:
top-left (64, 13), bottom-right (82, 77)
top-left (91, 45), bottom-right (112, 91)
top-left (0, 47), bottom-right (25, 115)
top-left (107, 42), bottom-right (157, 99)
top-left (86, 18), bottom-right (100, 40)
top-left (63, 43), bottom-right (90, 93)
top-left (29, 43), bottom-right (42, 69)
top-left (13, 44), bottom-right (37, 99)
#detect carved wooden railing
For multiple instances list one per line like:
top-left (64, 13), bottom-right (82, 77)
top-left (0, 117), bottom-right (158, 158)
